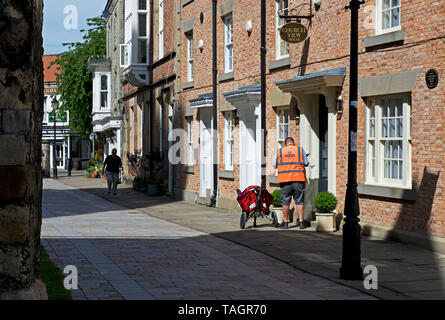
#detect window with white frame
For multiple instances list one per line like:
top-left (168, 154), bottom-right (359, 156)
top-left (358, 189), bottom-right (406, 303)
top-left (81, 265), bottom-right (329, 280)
top-left (187, 34), bottom-right (194, 81)
top-left (100, 75), bottom-right (108, 109)
top-left (138, 1), bottom-right (148, 63)
top-left (275, 0), bottom-right (289, 60)
top-left (120, 44), bottom-right (129, 67)
top-left (223, 112), bottom-right (234, 170)
top-left (159, 0), bottom-right (164, 58)
top-left (187, 117), bottom-right (194, 166)
top-left (375, 0), bottom-right (401, 35)
top-left (365, 95), bottom-right (412, 188)
top-left (224, 14), bottom-right (233, 73)
top-left (276, 108), bottom-right (290, 149)
top-left (43, 96), bottom-right (48, 122)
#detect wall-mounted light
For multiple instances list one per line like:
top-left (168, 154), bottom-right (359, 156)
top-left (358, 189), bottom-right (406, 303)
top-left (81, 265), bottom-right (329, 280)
top-left (198, 39), bottom-right (204, 51)
top-left (313, 0), bottom-right (322, 11)
top-left (337, 95), bottom-right (343, 120)
top-left (245, 20), bottom-right (252, 35)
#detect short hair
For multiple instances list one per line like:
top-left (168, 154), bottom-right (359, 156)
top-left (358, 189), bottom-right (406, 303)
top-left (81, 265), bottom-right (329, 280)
top-left (284, 137), bottom-right (295, 145)
top-left (112, 148), bottom-right (117, 154)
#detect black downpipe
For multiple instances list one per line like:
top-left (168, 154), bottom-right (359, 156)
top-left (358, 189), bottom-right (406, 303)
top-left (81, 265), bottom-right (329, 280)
top-left (260, 0), bottom-right (267, 189)
top-left (254, 0), bottom-right (267, 219)
top-left (148, 0), bottom-right (154, 179)
top-left (209, 0), bottom-right (218, 207)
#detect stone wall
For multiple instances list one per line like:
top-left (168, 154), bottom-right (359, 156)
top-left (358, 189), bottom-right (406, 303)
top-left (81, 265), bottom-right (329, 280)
top-left (0, 0), bottom-right (47, 299)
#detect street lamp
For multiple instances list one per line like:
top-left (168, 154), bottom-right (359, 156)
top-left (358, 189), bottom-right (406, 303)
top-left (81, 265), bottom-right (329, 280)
top-left (51, 96), bottom-right (59, 179)
top-left (340, 0), bottom-right (365, 280)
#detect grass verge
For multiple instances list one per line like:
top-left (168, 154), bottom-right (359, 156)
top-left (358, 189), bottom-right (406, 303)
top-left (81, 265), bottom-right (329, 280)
top-left (40, 245), bottom-right (72, 300)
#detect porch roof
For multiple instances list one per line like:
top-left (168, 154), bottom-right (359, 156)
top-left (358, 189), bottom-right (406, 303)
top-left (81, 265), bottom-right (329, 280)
top-left (275, 67), bottom-right (346, 93)
top-left (190, 92), bottom-right (213, 108)
top-left (222, 84), bottom-right (261, 98)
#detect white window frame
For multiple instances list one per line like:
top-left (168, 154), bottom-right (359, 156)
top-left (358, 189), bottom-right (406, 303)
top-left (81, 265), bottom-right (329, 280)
top-left (223, 111), bottom-right (234, 171)
top-left (137, 2), bottom-right (149, 64)
top-left (159, 0), bottom-right (164, 58)
top-left (275, 0), bottom-right (289, 60)
top-left (375, 0), bottom-right (402, 35)
top-left (365, 94), bottom-right (412, 189)
top-left (224, 14), bottom-right (233, 73)
top-left (120, 44), bottom-right (130, 67)
top-left (187, 34), bottom-right (194, 81)
top-left (43, 96), bottom-right (48, 122)
top-left (187, 117), bottom-right (194, 166)
top-left (100, 74), bottom-right (109, 109)
top-left (276, 107), bottom-right (290, 149)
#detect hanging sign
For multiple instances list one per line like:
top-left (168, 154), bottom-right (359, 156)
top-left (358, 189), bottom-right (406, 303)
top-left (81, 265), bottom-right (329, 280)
top-left (425, 69), bottom-right (439, 89)
top-left (279, 22), bottom-right (308, 44)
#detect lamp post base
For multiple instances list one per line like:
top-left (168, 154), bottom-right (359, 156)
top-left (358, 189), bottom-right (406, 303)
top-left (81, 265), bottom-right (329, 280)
top-left (340, 221), bottom-right (363, 280)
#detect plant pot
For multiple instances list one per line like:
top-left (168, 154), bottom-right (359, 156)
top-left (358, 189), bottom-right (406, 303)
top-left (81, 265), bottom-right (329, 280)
top-left (271, 206), bottom-right (295, 224)
top-left (146, 184), bottom-right (160, 196)
top-left (315, 212), bottom-right (337, 232)
top-left (91, 172), bottom-right (96, 178)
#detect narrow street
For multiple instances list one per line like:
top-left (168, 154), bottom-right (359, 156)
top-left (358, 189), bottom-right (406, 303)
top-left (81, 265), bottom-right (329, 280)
top-left (41, 179), bottom-right (375, 300)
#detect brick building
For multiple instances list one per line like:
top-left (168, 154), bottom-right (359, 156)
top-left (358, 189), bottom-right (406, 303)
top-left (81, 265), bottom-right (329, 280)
top-left (172, 0), bottom-right (445, 243)
top-left (99, 0), bottom-right (444, 244)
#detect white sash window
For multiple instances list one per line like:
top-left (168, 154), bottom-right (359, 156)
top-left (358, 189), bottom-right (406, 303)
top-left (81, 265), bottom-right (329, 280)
top-left (224, 112), bottom-right (234, 170)
top-left (365, 95), bottom-right (412, 188)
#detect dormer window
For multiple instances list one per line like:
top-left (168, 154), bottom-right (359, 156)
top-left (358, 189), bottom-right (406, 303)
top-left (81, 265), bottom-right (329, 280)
top-left (100, 75), bottom-right (109, 109)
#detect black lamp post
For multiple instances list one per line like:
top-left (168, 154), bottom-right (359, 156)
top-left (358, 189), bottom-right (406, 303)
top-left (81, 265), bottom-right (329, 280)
top-left (340, 0), bottom-right (365, 280)
top-left (51, 96), bottom-right (59, 179)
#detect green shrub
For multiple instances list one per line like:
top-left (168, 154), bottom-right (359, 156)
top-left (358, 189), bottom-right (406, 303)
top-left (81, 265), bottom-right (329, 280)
top-left (313, 192), bottom-right (338, 213)
top-left (147, 179), bottom-right (162, 185)
top-left (133, 177), bottom-right (145, 188)
top-left (271, 189), bottom-right (282, 207)
top-left (86, 166), bottom-right (95, 173)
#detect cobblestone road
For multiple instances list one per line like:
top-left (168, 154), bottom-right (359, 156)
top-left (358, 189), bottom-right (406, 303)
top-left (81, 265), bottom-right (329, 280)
top-left (41, 179), bottom-right (375, 300)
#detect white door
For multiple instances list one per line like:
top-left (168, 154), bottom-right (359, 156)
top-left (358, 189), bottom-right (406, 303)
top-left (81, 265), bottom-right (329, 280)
top-left (199, 108), bottom-right (213, 197)
top-left (239, 106), bottom-right (260, 191)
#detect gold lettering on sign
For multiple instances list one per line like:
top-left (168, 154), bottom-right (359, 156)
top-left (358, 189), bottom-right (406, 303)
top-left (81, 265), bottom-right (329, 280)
top-left (279, 22), bottom-right (308, 44)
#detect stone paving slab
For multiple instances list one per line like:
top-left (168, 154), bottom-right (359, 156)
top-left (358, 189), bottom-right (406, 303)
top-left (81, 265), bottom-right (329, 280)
top-left (54, 176), bottom-right (445, 299)
top-left (41, 178), bottom-right (376, 300)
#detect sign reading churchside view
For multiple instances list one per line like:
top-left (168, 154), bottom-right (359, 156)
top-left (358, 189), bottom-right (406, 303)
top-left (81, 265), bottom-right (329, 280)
top-left (279, 22), bottom-right (308, 44)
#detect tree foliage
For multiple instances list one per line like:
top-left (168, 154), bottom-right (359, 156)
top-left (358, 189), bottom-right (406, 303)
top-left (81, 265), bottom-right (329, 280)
top-left (51, 17), bottom-right (106, 139)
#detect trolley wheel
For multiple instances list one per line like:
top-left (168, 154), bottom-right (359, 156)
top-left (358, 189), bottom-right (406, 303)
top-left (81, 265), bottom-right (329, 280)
top-left (240, 211), bottom-right (247, 229)
top-left (271, 211), bottom-right (278, 228)
top-left (253, 215), bottom-right (257, 228)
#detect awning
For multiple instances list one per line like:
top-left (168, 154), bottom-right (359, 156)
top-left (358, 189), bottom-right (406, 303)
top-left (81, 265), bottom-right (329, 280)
top-left (190, 93), bottom-right (213, 109)
top-left (222, 84), bottom-right (261, 107)
top-left (275, 67), bottom-right (346, 93)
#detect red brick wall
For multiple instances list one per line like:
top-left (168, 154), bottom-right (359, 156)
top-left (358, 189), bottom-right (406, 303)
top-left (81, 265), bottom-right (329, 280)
top-left (175, 0), bottom-right (445, 237)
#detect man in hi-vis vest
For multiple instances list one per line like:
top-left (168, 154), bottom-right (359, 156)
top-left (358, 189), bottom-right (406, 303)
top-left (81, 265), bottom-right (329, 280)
top-left (273, 137), bottom-right (309, 229)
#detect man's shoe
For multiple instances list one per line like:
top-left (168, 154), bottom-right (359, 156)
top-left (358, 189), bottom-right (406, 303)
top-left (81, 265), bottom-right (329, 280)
top-left (279, 221), bottom-right (289, 229)
top-left (299, 221), bottom-right (306, 229)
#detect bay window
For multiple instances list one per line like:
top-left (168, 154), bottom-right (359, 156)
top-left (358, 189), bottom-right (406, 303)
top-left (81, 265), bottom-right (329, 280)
top-left (100, 75), bottom-right (109, 109)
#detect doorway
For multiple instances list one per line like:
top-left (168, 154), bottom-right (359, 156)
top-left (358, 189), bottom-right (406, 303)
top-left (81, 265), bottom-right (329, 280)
top-left (238, 106), bottom-right (261, 191)
top-left (319, 95), bottom-right (328, 192)
top-left (199, 108), bottom-right (213, 197)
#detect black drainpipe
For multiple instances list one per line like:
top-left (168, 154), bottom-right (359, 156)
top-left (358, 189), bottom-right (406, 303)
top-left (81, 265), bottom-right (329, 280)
top-left (209, 0), bottom-right (218, 207)
top-left (148, 0), bottom-right (154, 179)
top-left (260, 0), bottom-right (267, 189)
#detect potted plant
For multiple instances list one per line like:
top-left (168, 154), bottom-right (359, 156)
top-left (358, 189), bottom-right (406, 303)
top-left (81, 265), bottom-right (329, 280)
top-left (146, 179), bottom-right (161, 196)
top-left (313, 191), bottom-right (338, 232)
top-left (132, 177), bottom-right (146, 192)
top-left (86, 166), bottom-right (95, 178)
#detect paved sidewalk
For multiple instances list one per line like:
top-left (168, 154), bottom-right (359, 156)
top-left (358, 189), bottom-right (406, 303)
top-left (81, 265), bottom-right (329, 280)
top-left (55, 176), bottom-right (445, 299)
top-left (42, 179), bottom-right (374, 300)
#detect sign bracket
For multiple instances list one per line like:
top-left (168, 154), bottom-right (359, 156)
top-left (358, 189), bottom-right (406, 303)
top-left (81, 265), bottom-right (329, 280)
top-left (277, 2), bottom-right (314, 24)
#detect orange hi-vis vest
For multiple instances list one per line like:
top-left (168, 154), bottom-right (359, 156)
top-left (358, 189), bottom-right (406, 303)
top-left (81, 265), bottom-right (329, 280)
top-left (277, 145), bottom-right (307, 183)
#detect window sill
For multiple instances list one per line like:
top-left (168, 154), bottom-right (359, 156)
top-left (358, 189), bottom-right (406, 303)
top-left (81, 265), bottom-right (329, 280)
top-left (182, 81), bottom-right (194, 90)
top-left (218, 71), bottom-right (234, 82)
top-left (268, 57), bottom-right (290, 72)
top-left (364, 30), bottom-right (405, 49)
top-left (219, 170), bottom-right (234, 179)
top-left (184, 166), bottom-right (194, 174)
top-left (358, 183), bottom-right (416, 201)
